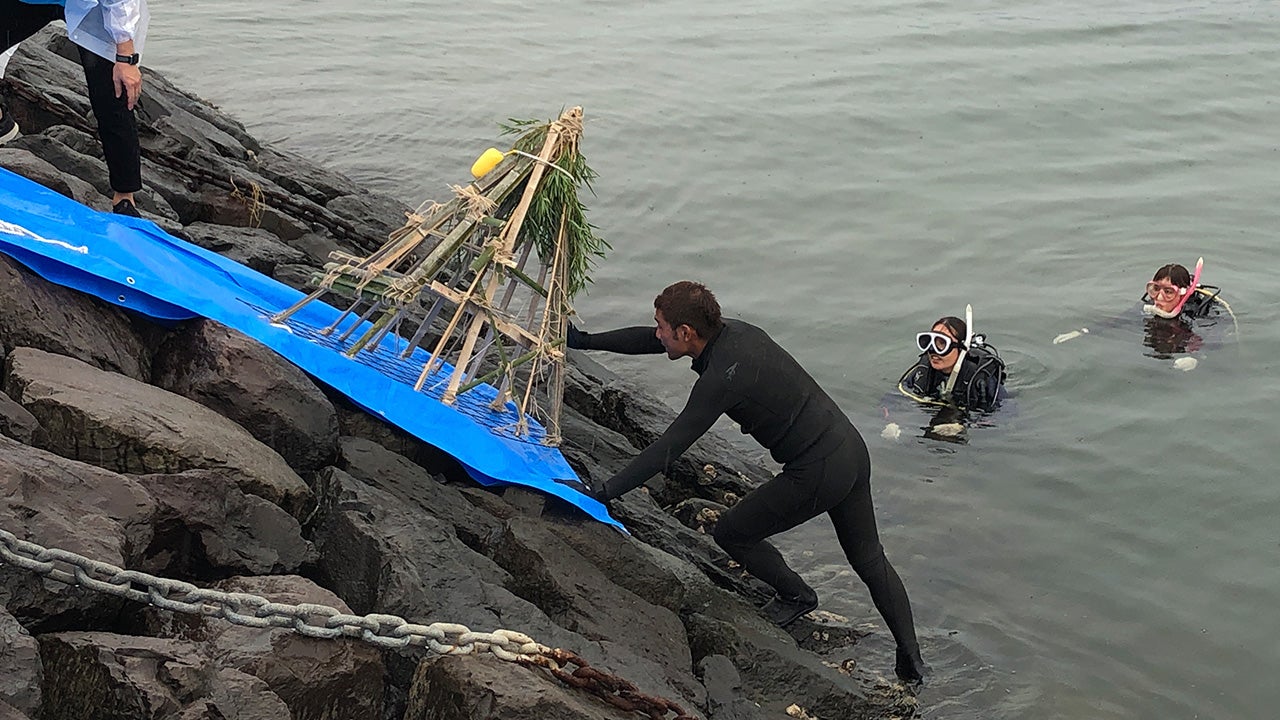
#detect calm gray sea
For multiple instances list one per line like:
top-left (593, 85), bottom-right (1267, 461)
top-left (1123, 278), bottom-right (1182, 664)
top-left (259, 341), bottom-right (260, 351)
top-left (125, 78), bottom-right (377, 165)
top-left (153, 1), bottom-right (1279, 717)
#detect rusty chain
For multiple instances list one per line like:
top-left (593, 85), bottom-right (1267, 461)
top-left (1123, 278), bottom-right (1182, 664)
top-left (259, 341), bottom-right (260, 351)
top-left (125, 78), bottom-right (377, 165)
top-left (0, 528), bottom-right (697, 719)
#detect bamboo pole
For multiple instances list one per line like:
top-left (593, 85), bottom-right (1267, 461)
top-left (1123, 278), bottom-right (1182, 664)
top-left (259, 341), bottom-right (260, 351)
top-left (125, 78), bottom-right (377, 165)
top-left (440, 111), bottom-right (570, 405)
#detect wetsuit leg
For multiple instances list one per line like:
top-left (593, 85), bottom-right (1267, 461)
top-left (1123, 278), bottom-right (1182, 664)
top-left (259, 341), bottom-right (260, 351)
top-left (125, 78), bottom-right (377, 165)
top-left (1, 2), bottom-right (63, 53)
top-left (825, 436), bottom-right (924, 677)
top-left (713, 446), bottom-right (855, 599)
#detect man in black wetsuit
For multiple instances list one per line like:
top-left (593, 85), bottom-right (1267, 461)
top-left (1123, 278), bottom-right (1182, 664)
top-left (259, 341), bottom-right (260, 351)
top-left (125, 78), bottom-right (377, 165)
top-left (567, 280), bottom-right (926, 683)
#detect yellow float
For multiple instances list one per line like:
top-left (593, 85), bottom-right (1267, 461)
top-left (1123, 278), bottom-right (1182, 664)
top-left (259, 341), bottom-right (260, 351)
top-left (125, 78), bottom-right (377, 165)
top-left (470, 147), bottom-right (506, 178)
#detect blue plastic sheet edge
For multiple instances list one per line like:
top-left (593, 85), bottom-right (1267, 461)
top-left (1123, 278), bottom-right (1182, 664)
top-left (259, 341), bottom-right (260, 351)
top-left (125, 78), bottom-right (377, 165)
top-left (0, 167), bottom-right (620, 530)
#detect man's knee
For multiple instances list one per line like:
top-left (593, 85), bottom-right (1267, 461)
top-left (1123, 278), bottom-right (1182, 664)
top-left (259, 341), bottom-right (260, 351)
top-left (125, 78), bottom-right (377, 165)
top-left (711, 517), bottom-right (738, 552)
top-left (845, 541), bottom-right (887, 574)
top-left (712, 511), bottom-right (753, 554)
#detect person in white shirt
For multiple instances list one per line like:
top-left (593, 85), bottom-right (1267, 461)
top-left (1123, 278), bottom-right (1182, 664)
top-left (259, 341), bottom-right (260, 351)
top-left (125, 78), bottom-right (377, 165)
top-left (1, 0), bottom-right (150, 217)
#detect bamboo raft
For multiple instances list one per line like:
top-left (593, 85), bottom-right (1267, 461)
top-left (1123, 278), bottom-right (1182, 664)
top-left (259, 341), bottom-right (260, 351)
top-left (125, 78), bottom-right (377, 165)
top-left (272, 107), bottom-right (603, 446)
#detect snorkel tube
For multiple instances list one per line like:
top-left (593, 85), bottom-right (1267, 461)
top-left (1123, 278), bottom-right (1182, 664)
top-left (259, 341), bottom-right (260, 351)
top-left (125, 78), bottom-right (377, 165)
top-left (943, 304), bottom-right (974, 398)
top-left (1145, 257), bottom-right (1203, 319)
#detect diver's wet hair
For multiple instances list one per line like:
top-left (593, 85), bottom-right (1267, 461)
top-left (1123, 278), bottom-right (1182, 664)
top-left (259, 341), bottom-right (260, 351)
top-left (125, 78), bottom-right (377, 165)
top-left (655, 281), bottom-right (724, 339)
top-left (1153, 263), bottom-right (1191, 287)
top-left (933, 316), bottom-right (967, 342)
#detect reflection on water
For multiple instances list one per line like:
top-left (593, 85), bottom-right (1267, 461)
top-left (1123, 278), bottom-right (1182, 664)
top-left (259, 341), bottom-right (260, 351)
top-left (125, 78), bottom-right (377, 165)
top-left (1141, 315), bottom-right (1203, 358)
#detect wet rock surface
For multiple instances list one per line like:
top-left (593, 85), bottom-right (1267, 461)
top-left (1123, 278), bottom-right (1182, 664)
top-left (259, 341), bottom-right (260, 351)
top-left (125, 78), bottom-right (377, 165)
top-left (0, 32), bottom-right (918, 720)
top-left (151, 319), bottom-right (339, 477)
top-left (4, 346), bottom-right (313, 518)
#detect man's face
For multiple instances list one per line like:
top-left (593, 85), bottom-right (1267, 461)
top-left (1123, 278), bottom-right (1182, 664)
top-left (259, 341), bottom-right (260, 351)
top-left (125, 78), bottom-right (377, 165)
top-left (655, 310), bottom-right (694, 360)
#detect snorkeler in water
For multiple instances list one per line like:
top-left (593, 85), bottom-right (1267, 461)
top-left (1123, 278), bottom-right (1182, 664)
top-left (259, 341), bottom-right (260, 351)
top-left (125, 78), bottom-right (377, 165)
top-left (1054, 257), bottom-right (1238, 362)
top-left (1142, 260), bottom-right (1223, 320)
top-left (898, 314), bottom-right (1007, 413)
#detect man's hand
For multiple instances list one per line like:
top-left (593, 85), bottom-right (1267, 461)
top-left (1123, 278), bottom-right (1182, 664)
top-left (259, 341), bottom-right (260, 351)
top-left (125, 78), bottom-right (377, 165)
top-left (566, 322), bottom-right (588, 350)
top-left (114, 63), bottom-right (142, 110)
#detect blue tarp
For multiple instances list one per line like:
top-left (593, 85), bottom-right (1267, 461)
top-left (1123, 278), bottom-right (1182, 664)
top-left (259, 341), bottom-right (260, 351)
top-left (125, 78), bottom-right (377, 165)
top-left (0, 167), bottom-right (619, 529)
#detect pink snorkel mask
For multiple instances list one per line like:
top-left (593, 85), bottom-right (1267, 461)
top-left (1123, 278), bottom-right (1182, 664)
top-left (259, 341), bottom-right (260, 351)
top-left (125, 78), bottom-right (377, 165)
top-left (1145, 257), bottom-right (1203, 319)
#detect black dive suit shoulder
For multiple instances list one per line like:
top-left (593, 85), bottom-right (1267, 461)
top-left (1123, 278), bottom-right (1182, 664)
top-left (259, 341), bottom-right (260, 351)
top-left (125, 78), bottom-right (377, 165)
top-left (571, 319), bottom-right (855, 497)
top-left (899, 345), bottom-right (1006, 413)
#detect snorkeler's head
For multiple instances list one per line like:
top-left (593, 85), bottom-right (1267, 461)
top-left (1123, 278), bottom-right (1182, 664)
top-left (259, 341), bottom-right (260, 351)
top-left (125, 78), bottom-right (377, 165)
top-left (1148, 264), bottom-right (1191, 315)
top-left (923, 316), bottom-right (966, 373)
top-left (1152, 263), bottom-right (1191, 287)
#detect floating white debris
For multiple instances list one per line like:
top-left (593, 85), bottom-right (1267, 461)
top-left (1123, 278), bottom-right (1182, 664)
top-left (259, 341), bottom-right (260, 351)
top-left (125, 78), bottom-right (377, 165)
top-left (1053, 327), bottom-right (1090, 344)
top-left (931, 422), bottom-right (965, 437)
top-left (880, 422), bottom-right (901, 440)
top-left (1174, 357), bottom-right (1198, 372)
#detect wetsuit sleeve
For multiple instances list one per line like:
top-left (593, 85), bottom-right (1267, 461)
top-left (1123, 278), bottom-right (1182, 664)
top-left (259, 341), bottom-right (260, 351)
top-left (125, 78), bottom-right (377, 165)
top-left (569, 326), bottom-right (664, 354)
top-left (601, 376), bottom-right (729, 498)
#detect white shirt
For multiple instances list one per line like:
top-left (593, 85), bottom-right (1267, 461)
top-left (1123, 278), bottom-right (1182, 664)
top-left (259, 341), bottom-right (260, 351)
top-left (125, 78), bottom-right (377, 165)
top-left (63, 0), bottom-right (150, 63)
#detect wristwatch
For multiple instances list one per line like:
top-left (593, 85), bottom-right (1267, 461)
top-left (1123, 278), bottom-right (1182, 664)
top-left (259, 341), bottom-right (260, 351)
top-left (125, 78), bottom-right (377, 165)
top-left (115, 53), bottom-right (140, 65)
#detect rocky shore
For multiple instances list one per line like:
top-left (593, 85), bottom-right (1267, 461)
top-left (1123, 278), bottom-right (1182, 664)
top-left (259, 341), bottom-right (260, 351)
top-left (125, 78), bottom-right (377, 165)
top-left (0, 29), bottom-right (917, 720)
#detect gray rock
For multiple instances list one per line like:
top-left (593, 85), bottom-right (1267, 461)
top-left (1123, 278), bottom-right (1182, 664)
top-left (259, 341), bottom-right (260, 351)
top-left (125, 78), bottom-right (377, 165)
top-left (309, 467), bottom-right (556, 635)
top-left (251, 147), bottom-right (354, 205)
top-left (6, 29), bottom-right (389, 253)
top-left (332, 394), bottom-right (468, 476)
top-left (0, 699), bottom-right (31, 720)
top-left (208, 669), bottom-right (295, 720)
top-left (337, 435), bottom-right (502, 551)
top-left (37, 632), bottom-right (289, 720)
top-left (0, 434), bottom-right (154, 631)
top-left (310, 468), bottom-right (699, 718)
top-left (5, 132), bottom-right (177, 220)
top-left (4, 347), bottom-right (312, 517)
top-left (326, 192), bottom-right (412, 239)
top-left (133, 469), bottom-right (315, 578)
top-left (1, 35), bottom-right (92, 137)
top-left (129, 153), bottom-right (200, 220)
top-left (271, 262), bottom-right (322, 293)
top-left (42, 124), bottom-right (100, 157)
top-left (544, 516), bottom-right (719, 617)
top-left (0, 389), bottom-right (41, 444)
top-left (491, 517), bottom-right (703, 706)
top-left (405, 655), bottom-right (639, 720)
top-left (699, 655), bottom-right (766, 720)
top-left (287, 231), bottom-right (348, 266)
top-left (0, 607), bottom-right (41, 718)
top-left (188, 183), bottom-right (313, 241)
top-left (0, 254), bottom-right (153, 382)
top-left (684, 611), bottom-right (910, 720)
top-left (193, 576), bottom-right (385, 720)
top-left (0, 145), bottom-right (110, 211)
top-left (173, 222), bottom-right (309, 275)
top-left (151, 320), bottom-right (338, 476)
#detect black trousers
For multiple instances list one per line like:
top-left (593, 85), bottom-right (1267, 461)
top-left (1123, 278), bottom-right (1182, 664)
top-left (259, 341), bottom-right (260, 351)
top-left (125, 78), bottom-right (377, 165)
top-left (2, 0), bottom-right (142, 193)
top-left (713, 431), bottom-right (921, 654)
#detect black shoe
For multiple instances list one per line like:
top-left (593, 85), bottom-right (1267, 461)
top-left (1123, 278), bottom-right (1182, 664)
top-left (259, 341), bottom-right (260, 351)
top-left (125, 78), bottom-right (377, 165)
top-left (0, 109), bottom-right (18, 144)
top-left (894, 646), bottom-right (927, 685)
top-left (762, 590), bottom-right (819, 627)
top-left (112, 198), bottom-right (142, 217)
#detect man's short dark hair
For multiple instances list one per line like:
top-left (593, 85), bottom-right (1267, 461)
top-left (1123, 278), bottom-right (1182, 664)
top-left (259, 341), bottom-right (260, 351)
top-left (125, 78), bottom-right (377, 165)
top-left (654, 281), bottom-right (724, 339)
